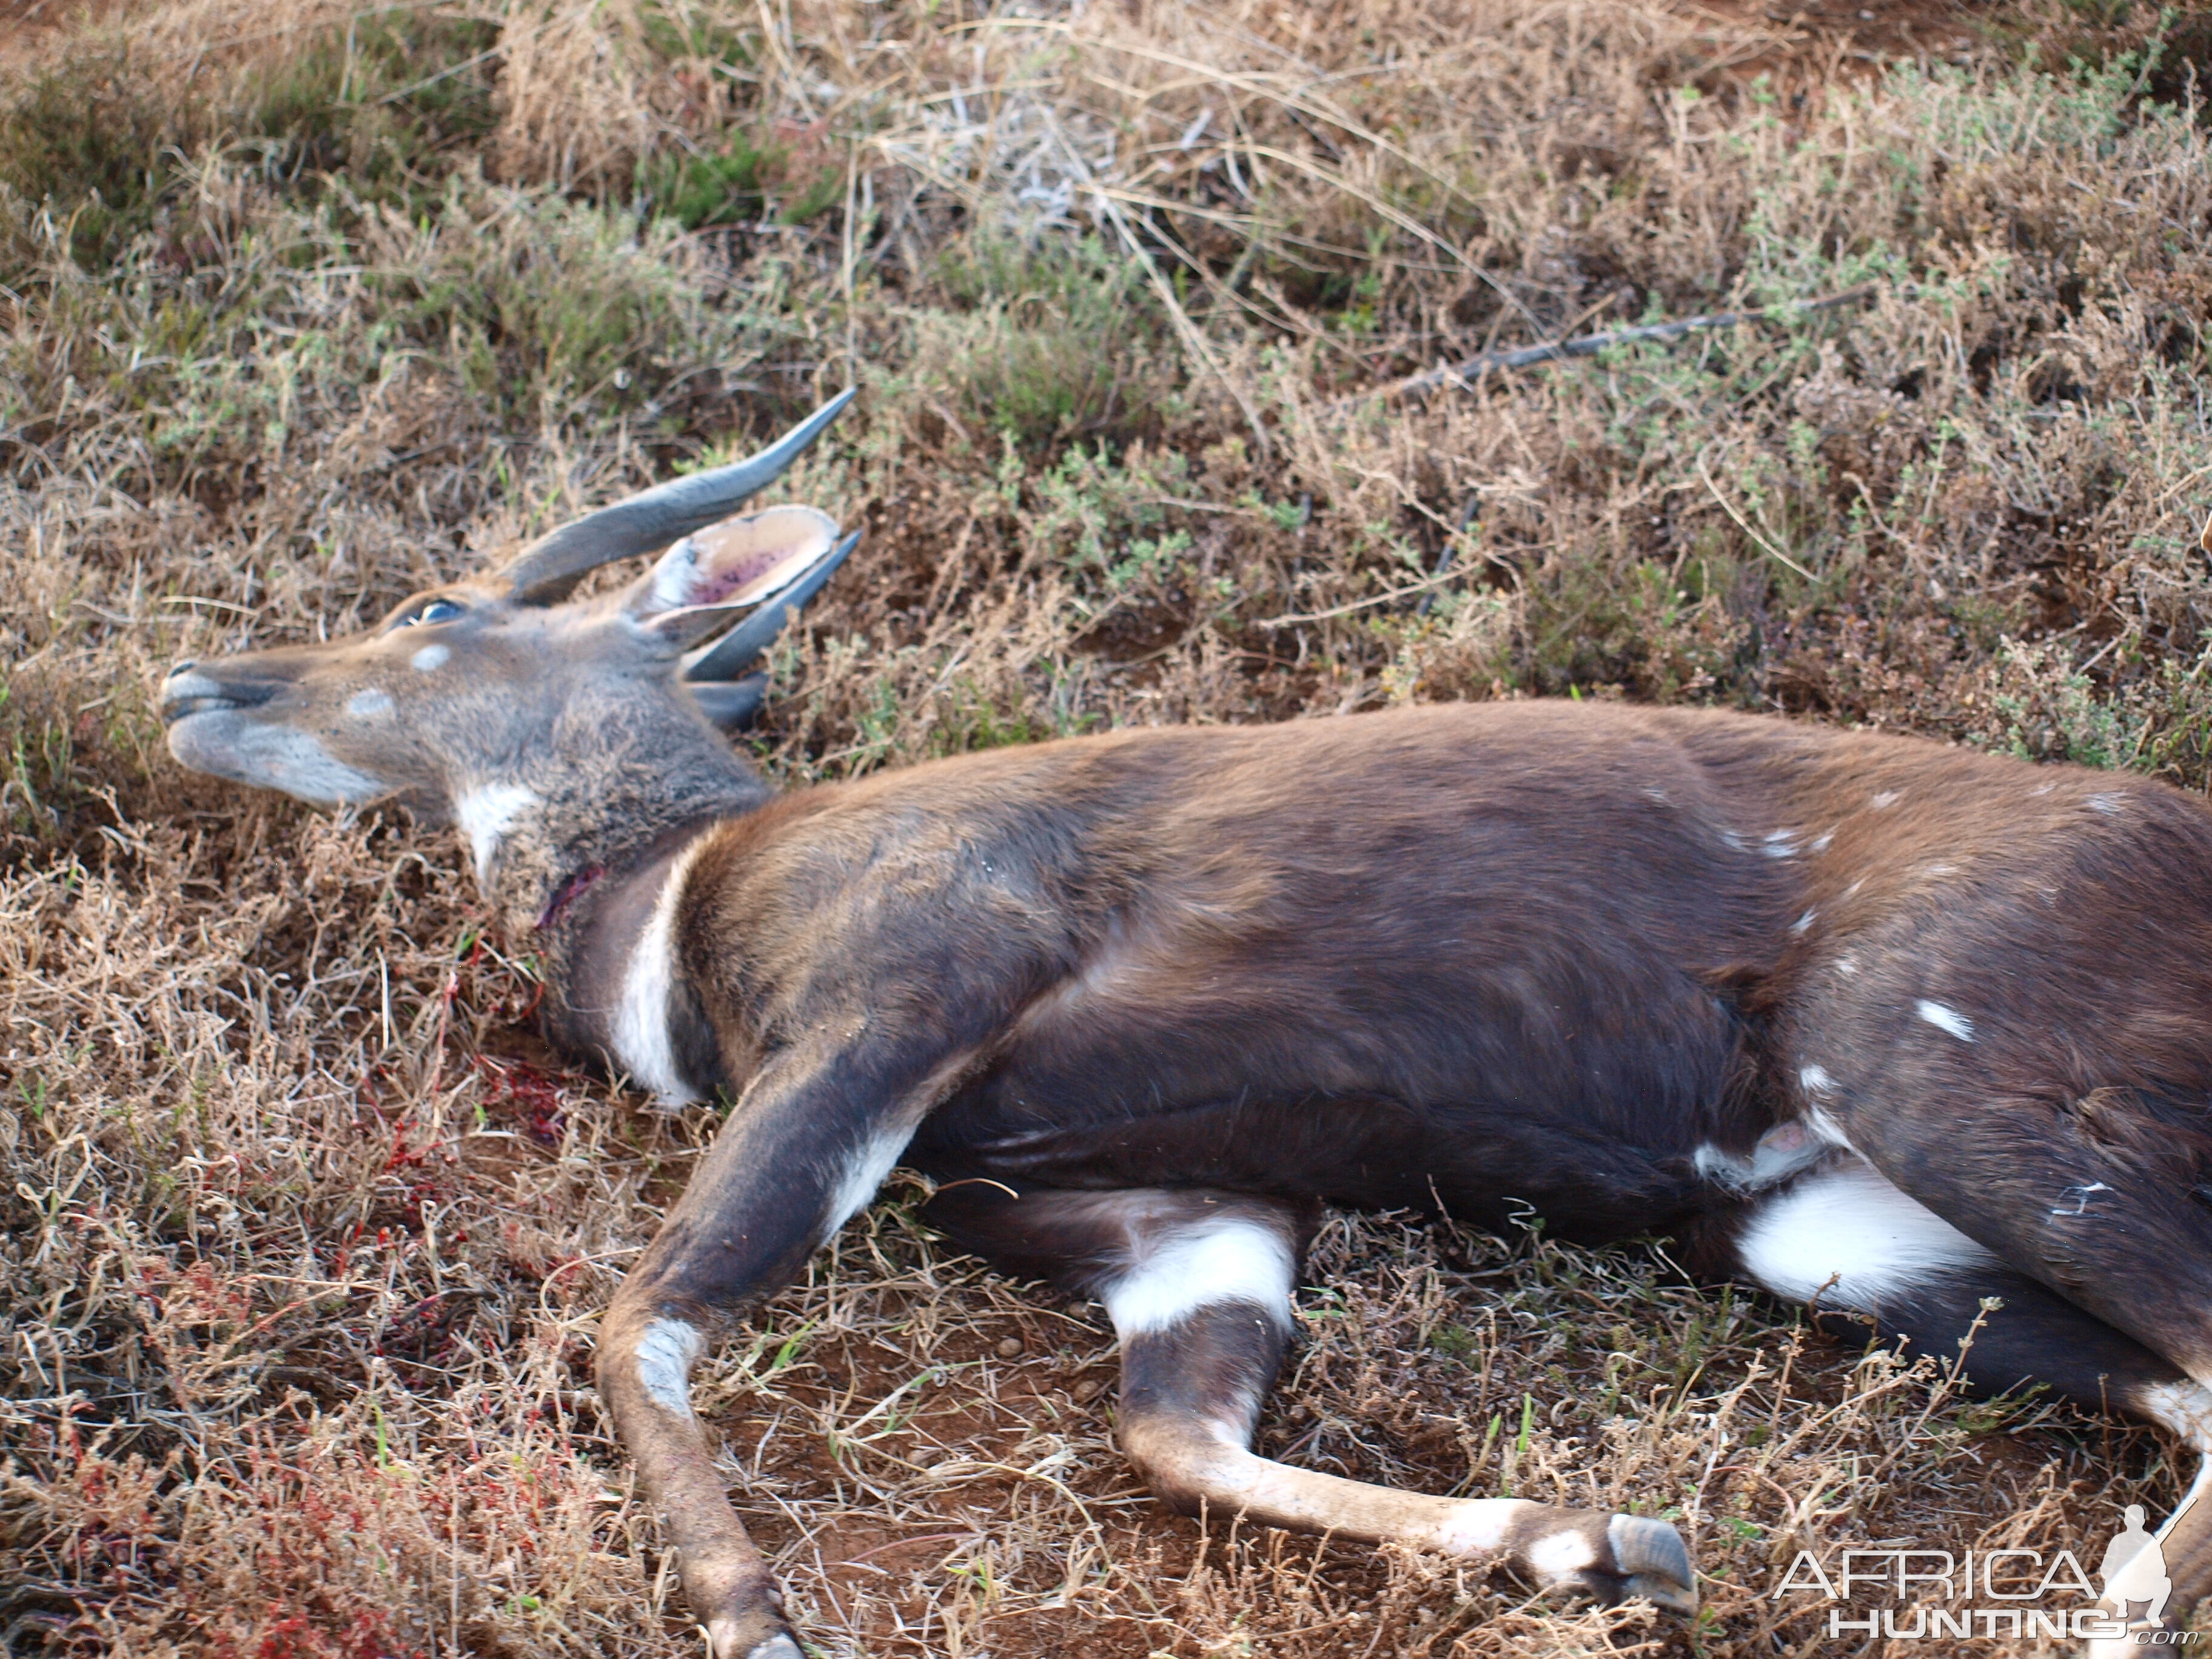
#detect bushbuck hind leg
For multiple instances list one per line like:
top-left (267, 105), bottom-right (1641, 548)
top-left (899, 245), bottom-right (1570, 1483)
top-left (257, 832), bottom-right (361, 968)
top-left (927, 1182), bottom-right (1697, 1612)
top-left (1721, 1153), bottom-right (2212, 1647)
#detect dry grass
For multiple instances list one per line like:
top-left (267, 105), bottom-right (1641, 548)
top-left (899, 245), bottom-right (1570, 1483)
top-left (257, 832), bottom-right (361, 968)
top-left (7, 0), bottom-right (2212, 1653)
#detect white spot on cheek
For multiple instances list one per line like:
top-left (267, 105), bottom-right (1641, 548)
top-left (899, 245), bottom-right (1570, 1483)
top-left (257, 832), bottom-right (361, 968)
top-left (411, 643), bottom-right (450, 672)
top-left (1104, 1218), bottom-right (1295, 1338)
top-left (345, 688), bottom-right (393, 719)
top-left (634, 1318), bottom-right (703, 1419)
top-left (1915, 1000), bottom-right (1974, 1042)
top-left (452, 782), bottom-right (538, 886)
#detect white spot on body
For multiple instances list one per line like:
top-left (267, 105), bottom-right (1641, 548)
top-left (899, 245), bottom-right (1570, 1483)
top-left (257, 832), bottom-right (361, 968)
top-left (1809, 829), bottom-right (1834, 854)
top-left (1718, 829), bottom-right (1748, 853)
top-left (1103, 1216), bottom-right (1295, 1338)
top-left (2088, 792), bottom-right (2123, 817)
top-left (1915, 1000), bottom-right (1974, 1042)
top-left (823, 1125), bottom-right (916, 1237)
top-left (1805, 1105), bottom-right (1857, 1153)
top-left (1762, 829), bottom-right (1801, 859)
top-left (1800, 1064), bottom-right (1836, 1094)
top-left (2051, 1181), bottom-right (2111, 1217)
top-left (612, 842), bottom-right (708, 1108)
top-left (1834, 954), bottom-right (1858, 976)
top-left (1737, 1158), bottom-right (1996, 1305)
top-left (1643, 786), bottom-right (1671, 805)
top-left (1870, 791), bottom-right (1899, 809)
top-left (634, 1317), bottom-right (703, 1419)
top-left (345, 688), bottom-right (394, 719)
top-left (1791, 908), bottom-right (1817, 935)
top-left (410, 643), bottom-right (450, 672)
top-left (452, 782), bottom-right (538, 885)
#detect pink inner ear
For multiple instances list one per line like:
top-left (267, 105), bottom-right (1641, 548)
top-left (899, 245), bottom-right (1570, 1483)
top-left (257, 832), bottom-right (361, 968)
top-left (683, 507), bottom-right (835, 608)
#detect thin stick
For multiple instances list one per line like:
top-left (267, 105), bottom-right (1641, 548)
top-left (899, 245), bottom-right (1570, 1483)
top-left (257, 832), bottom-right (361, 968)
top-left (1340, 284), bottom-right (1878, 407)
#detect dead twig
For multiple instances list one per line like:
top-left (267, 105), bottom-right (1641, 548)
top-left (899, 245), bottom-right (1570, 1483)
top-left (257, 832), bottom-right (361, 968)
top-left (1338, 284), bottom-right (1879, 408)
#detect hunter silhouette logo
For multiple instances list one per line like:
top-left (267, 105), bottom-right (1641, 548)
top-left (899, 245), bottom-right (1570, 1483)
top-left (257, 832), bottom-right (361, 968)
top-left (2101, 1505), bottom-right (2172, 1628)
top-left (1772, 1500), bottom-right (2203, 1643)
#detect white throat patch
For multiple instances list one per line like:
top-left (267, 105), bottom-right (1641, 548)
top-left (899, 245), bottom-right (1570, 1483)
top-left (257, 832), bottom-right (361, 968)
top-left (453, 782), bottom-right (540, 885)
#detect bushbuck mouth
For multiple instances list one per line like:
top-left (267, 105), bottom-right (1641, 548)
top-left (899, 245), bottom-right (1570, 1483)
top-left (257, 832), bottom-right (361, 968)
top-left (162, 692), bottom-right (254, 721)
top-left (159, 674), bottom-right (276, 725)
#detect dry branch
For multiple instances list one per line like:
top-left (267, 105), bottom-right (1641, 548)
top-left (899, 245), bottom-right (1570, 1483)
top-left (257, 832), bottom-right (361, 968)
top-left (1341, 284), bottom-right (1880, 408)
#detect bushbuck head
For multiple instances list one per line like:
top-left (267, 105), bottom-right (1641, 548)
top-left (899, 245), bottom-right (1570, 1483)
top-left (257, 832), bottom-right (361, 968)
top-left (159, 391), bottom-right (857, 902)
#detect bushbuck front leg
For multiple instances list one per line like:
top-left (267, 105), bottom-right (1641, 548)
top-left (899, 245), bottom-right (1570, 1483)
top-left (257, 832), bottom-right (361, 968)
top-left (928, 1184), bottom-right (1697, 1611)
top-left (597, 1042), bottom-right (937, 1659)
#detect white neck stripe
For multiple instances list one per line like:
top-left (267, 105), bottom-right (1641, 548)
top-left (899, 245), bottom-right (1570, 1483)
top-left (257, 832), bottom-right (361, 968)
top-left (611, 840), bottom-right (708, 1108)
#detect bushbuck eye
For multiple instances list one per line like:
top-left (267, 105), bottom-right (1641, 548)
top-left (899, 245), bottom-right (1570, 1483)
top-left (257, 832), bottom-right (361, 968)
top-left (400, 598), bottom-right (464, 628)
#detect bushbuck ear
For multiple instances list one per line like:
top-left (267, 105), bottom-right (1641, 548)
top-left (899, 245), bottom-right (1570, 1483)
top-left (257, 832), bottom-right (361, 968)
top-left (2202, 511), bottom-right (2212, 558)
top-left (625, 504), bottom-right (840, 649)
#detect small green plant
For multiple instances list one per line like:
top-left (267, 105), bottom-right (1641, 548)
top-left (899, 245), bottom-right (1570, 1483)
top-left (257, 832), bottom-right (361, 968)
top-left (1989, 639), bottom-right (2144, 769)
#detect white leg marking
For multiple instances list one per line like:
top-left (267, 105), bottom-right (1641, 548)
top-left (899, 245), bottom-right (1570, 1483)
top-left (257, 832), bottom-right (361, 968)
top-left (1432, 1499), bottom-right (1535, 1553)
top-left (1103, 1217), bottom-right (1295, 1338)
top-left (410, 642), bottom-right (450, 672)
top-left (634, 1316), bottom-right (705, 1419)
top-left (1526, 1528), bottom-right (1599, 1577)
top-left (612, 842), bottom-right (707, 1108)
top-left (822, 1125), bottom-right (915, 1236)
top-left (344, 688), bottom-right (394, 719)
top-left (1737, 1158), bottom-right (1996, 1306)
top-left (1915, 999), bottom-right (1975, 1042)
top-left (2142, 1379), bottom-right (2212, 1450)
top-left (452, 781), bottom-right (540, 886)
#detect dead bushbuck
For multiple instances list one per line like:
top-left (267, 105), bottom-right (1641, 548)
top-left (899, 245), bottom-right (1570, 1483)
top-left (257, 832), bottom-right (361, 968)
top-left (161, 392), bottom-right (2212, 1657)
